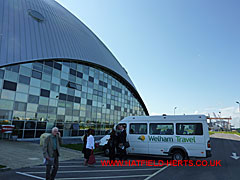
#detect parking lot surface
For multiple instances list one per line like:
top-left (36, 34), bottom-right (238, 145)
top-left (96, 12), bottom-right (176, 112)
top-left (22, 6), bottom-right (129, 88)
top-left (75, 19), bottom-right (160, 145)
top-left (1, 134), bottom-right (240, 180)
top-left (1, 154), bottom-right (168, 180)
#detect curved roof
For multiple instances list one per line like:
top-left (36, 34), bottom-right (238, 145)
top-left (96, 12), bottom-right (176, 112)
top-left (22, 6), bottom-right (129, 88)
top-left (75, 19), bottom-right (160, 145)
top-left (0, 0), bottom-right (148, 115)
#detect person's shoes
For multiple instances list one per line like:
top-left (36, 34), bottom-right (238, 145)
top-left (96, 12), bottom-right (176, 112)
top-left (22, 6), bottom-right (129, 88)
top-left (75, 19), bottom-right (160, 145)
top-left (88, 164), bottom-right (94, 167)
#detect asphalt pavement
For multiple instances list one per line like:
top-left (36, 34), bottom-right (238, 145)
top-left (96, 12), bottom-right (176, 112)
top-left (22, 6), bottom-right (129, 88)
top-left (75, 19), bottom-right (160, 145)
top-left (1, 133), bottom-right (240, 180)
top-left (0, 140), bottom-right (81, 169)
top-left (153, 133), bottom-right (240, 180)
top-left (0, 155), bottom-right (167, 180)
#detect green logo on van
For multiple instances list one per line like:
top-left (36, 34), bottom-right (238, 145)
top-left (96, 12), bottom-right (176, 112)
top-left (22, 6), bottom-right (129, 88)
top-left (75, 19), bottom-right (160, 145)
top-left (176, 136), bottom-right (196, 143)
top-left (138, 135), bottom-right (145, 141)
top-left (148, 136), bottom-right (196, 143)
top-left (148, 135), bottom-right (173, 142)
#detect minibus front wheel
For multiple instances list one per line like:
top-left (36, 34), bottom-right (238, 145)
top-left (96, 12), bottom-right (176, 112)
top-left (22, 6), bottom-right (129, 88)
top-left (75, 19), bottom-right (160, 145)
top-left (172, 150), bottom-right (185, 160)
top-left (104, 148), bottom-right (110, 157)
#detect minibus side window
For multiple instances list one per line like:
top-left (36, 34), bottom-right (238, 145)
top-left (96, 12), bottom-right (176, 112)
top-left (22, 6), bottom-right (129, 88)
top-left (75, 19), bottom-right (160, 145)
top-left (176, 123), bottom-right (203, 135)
top-left (150, 123), bottom-right (174, 135)
top-left (129, 123), bottom-right (147, 134)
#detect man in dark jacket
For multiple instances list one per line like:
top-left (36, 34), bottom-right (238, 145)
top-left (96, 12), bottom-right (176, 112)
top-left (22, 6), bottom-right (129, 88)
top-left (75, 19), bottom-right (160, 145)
top-left (43, 127), bottom-right (62, 180)
top-left (108, 129), bottom-right (117, 162)
top-left (117, 125), bottom-right (127, 160)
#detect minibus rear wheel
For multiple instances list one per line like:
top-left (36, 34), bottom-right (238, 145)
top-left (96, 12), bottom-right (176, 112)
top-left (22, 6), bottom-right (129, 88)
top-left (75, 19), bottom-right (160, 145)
top-left (172, 150), bottom-right (185, 160)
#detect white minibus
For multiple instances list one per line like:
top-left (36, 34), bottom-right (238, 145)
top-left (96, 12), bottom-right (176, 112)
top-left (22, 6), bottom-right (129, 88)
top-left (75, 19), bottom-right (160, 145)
top-left (99, 115), bottom-right (211, 160)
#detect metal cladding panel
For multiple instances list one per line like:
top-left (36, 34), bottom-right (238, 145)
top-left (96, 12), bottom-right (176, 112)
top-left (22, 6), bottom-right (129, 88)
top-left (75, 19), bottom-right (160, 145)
top-left (0, 0), bottom-right (148, 115)
top-left (0, 0), bottom-right (129, 82)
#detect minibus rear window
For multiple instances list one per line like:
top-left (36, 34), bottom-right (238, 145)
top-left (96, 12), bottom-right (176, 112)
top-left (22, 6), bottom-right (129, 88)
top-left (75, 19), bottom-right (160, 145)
top-left (176, 123), bottom-right (203, 135)
top-left (130, 123), bottom-right (147, 134)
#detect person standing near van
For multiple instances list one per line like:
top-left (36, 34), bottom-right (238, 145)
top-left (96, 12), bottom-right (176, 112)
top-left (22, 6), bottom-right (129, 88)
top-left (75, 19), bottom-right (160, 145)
top-left (86, 129), bottom-right (95, 165)
top-left (43, 127), bottom-right (62, 180)
top-left (108, 128), bottom-right (117, 162)
top-left (82, 129), bottom-right (90, 166)
top-left (118, 125), bottom-right (127, 160)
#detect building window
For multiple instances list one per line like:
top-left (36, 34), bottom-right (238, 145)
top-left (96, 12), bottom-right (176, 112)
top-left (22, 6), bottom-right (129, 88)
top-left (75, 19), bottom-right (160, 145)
top-left (37, 105), bottom-right (48, 113)
top-left (19, 75), bottom-right (30, 85)
top-left (1, 89), bottom-right (15, 100)
top-left (25, 121), bottom-right (36, 129)
top-left (77, 71), bottom-right (83, 78)
top-left (67, 95), bottom-right (74, 102)
top-left (75, 97), bottom-right (81, 103)
top-left (54, 62), bottom-right (62, 70)
top-left (0, 99), bottom-right (14, 110)
top-left (114, 106), bottom-right (121, 111)
top-left (61, 79), bottom-right (68, 87)
top-left (37, 122), bottom-right (46, 129)
top-left (44, 66), bottom-right (52, 75)
top-left (40, 89), bottom-right (50, 98)
top-left (50, 83), bottom-right (59, 92)
top-left (15, 92), bottom-right (28, 102)
top-left (28, 95), bottom-right (39, 104)
top-left (14, 102), bottom-right (27, 111)
top-left (70, 69), bottom-right (76, 76)
top-left (3, 80), bottom-right (17, 91)
top-left (87, 99), bottom-right (92, 105)
top-left (0, 110), bottom-right (12, 120)
top-left (48, 106), bottom-right (57, 114)
top-left (0, 69), bottom-right (4, 79)
top-left (27, 103), bottom-right (38, 112)
top-left (76, 84), bottom-right (81, 91)
top-left (89, 76), bottom-right (94, 82)
top-left (45, 61), bottom-right (54, 67)
top-left (59, 93), bottom-right (67, 101)
top-left (6, 65), bottom-right (19, 73)
top-left (99, 80), bottom-right (107, 88)
top-left (67, 82), bottom-right (76, 89)
top-left (112, 85), bottom-right (122, 93)
top-left (33, 63), bottom-right (43, 71)
top-left (20, 66), bottom-right (32, 76)
top-left (32, 70), bottom-right (42, 80)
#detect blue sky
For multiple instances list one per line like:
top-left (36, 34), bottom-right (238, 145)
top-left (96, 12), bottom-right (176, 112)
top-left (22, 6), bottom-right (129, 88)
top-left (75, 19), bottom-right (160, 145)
top-left (56, 0), bottom-right (240, 127)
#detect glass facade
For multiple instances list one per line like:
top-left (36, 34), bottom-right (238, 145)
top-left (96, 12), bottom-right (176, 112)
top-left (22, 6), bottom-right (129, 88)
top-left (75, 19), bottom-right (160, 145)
top-left (0, 60), bottom-right (146, 138)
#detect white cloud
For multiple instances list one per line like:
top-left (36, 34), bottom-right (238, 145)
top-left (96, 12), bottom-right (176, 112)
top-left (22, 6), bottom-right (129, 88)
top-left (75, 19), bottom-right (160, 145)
top-left (193, 110), bottom-right (199, 114)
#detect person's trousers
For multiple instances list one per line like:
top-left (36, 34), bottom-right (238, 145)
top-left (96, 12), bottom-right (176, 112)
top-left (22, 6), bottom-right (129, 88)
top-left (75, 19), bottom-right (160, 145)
top-left (109, 147), bottom-right (116, 162)
top-left (46, 150), bottom-right (59, 180)
top-left (85, 149), bottom-right (92, 163)
top-left (118, 148), bottom-right (126, 161)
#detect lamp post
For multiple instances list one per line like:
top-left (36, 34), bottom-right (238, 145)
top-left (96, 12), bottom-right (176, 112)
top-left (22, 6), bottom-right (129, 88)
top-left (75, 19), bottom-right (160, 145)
top-left (174, 107), bottom-right (177, 115)
top-left (219, 111), bottom-right (221, 118)
top-left (236, 102), bottom-right (240, 128)
top-left (236, 101), bottom-right (240, 112)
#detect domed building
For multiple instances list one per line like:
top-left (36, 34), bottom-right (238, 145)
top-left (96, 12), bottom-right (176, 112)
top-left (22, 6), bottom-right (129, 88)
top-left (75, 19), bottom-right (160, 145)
top-left (0, 0), bottom-right (148, 138)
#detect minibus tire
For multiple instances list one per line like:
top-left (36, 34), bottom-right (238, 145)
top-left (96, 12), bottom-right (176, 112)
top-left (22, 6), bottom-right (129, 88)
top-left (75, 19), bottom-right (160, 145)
top-left (172, 150), bottom-right (185, 160)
